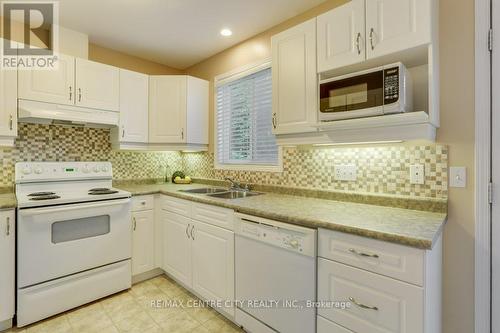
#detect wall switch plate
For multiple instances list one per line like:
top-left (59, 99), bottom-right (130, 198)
top-left (410, 164), bottom-right (425, 185)
top-left (334, 165), bottom-right (357, 181)
top-left (449, 167), bottom-right (467, 188)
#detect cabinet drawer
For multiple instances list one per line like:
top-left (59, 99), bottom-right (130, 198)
top-left (131, 195), bottom-right (154, 211)
top-left (317, 316), bottom-right (354, 333)
top-left (191, 202), bottom-right (234, 231)
top-left (318, 258), bottom-right (423, 333)
top-left (161, 195), bottom-right (191, 217)
top-left (318, 229), bottom-right (424, 286)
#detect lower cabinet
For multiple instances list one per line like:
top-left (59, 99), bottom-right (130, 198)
top-left (0, 210), bottom-right (15, 328)
top-left (131, 196), bottom-right (155, 277)
top-left (161, 197), bottom-right (235, 317)
top-left (132, 209), bottom-right (155, 276)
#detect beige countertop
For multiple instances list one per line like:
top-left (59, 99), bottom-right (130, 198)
top-left (116, 183), bottom-right (447, 250)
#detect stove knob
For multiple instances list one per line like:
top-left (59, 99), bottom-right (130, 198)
top-left (22, 167), bottom-right (32, 175)
top-left (101, 165), bottom-right (109, 173)
top-left (82, 166), bottom-right (90, 173)
top-left (93, 166), bottom-right (100, 173)
top-left (34, 167), bottom-right (43, 175)
top-left (288, 239), bottom-right (299, 249)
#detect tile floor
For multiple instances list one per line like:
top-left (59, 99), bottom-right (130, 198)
top-left (5, 275), bottom-right (244, 333)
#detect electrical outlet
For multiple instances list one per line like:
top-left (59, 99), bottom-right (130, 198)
top-left (334, 165), bottom-right (357, 181)
top-left (410, 164), bottom-right (425, 185)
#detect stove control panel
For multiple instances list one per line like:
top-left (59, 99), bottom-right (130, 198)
top-left (15, 162), bottom-right (113, 182)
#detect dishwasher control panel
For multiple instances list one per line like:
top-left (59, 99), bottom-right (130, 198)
top-left (235, 213), bottom-right (317, 257)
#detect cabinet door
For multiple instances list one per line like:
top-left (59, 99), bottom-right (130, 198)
top-left (366, 0), bottom-right (431, 59)
top-left (75, 58), bottom-right (119, 111)
top-left (191, 220), bottom-right (234, 317)
top-left (18, 53), bottom-right (75, 106)
top-left (119, 69), bottom-right (149, 143)
top-left (162, 210), bottom-right (192, 287)
top-left (132, 210), bottom-right (155, 276)
top-left (317, 0), bottom-right (365, 72)
top-left (0, 210), bottom-right (15, 322)
top-left (272, 18), bottom-right (317, 134)
top-left (0, 66), bottom-right (17, 139)
top-left (149, 76), bottom-right (187, 143)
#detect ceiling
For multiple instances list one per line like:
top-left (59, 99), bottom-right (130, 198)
top-left (57, 0), bottom-right (327, 69)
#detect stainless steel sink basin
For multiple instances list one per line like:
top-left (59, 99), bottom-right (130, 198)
top-left (180, 188), bottom-right (228, 194)
top-left (207, 191), bottom-right (263, 199)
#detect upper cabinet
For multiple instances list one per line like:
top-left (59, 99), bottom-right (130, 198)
top-left (111, 69), bottom-right (149, 148)
top-left (317, 0), bottom-right (432, 73)
top-left (366, 0), bottom-right (431, 60)
top-left (149, 75), bottom-right (209, 148)
top-left (75, 59), bottom-right (120, 111)
top-left (18, 54), bottom-right (75, 106)
top-left (18, 56), bottom-right (119, 112)
top-left (271, 18), bottom-right (318, 135)
top-left (0, 62), bottom-right (18, 146)
top-left (317, 0), bottom-right (365, 72)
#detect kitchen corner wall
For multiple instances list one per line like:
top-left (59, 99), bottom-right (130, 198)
top-left (0, 123), bottom-right (183, 187)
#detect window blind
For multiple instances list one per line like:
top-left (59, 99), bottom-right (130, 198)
top-left (216, 67), bottom-right (278, 166)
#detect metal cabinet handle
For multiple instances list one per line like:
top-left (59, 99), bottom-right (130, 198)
top-left (190, 225), bottom-right (195, 240)
top-left (356, 32), bottom-right (362, 55)
top-left (186, 223), bottom-right (191, 239)
top-left (133, 217), bottom-right (137, 231)
top-left (6, 217), bottom-right (10, 236)
top-left (349, 297), bottom-right (378, 311)
top-left (349, 248), bottom-right (379, 258)
top-left (78, 88), bottom-right (82, 102)
top-left (181, 128), bottom-right (184, 140)
top-left (69, 86), bottom-right (72, 101)
top-left (272, 113), bottom-right (277, 129)
top-left (122, 128), bottom-right (125, 138)
top-left (9, 114), bottom-right (13, 131)
top-left (369, 28), bottom-right (375, 50)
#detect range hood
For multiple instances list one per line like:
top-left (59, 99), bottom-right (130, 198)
top-left (18, 99), bottom-right (119, 128)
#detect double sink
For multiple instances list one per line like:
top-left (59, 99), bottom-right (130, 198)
top-left (179, 187), bottom-right (263, 199)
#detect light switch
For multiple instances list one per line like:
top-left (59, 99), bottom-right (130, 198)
top-left (449, 167), bottom-right (467, 188)
top-left (410, 164), bottom-right (425, 185)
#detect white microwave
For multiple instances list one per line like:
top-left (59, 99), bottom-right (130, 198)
top-left (319, 62), bottom-right (413, 121)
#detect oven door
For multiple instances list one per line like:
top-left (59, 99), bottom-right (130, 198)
top-left (319, 70), bottom-right (385, 121)
top-left (17, 198), bottom-right (131, 288)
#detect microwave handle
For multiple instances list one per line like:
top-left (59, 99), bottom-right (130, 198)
top-left (19, 198), bottom-right (131, 217)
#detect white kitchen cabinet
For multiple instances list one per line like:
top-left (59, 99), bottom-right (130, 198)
top-left (191, 220), bottom-right (234, 317)
top-left (271, 18), bottom-right (318, 134)
top-left (366, 0), bottom-right (431, 60)
top-left (317, 0), bottom-right (365, 72)
top-left (149, 75), bottom-right (208, 145)
top-left (113, 69), bottom-right (149, 147)
top-left (18, 54), bottom-right (75, 106)
top-left (132, 209), bottom-right (155, 276)
top-left (0, 210), bottom-right (15, 328)
top-left (0, 63), bottom-right (17, 146)
top-left (75, 58), bottom-right (120, 111)
top-left (162, 210), bottom-right (192, 287)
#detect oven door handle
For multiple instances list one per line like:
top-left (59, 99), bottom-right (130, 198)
top-left (19, 198), bottom-right (131, 217)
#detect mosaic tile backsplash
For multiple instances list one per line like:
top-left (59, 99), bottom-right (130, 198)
top-left (183, 145), bottom-right (448, 200)
top-left (0, 123), bottom-right (183, 187)
top-left (0, 124), bottom-right (448, 200)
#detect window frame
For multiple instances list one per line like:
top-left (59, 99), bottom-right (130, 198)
top-left (214, 58), bottom-right (283, 172)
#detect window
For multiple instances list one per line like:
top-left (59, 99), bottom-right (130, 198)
top-left (215, 61), bottom-right (281, 171)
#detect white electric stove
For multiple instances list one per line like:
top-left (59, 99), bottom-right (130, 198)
top-left (15, 162), bottom-right (132, 327)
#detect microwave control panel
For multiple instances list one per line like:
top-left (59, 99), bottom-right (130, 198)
top-left (384, 66), bottom-right (400, 104)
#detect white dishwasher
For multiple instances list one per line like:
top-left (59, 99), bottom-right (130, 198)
top-left (234, 213), bottom-right (317, 333)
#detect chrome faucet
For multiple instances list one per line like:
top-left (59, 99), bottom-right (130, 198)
top-left (224, 177), bottom-right (250, 191)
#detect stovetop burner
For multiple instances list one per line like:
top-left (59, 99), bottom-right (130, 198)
top-left (29, 195), bottom-right (61, 201)
top-left (28, 192), bottom-right (56, 197)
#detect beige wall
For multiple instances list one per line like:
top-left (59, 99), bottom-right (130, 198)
top-left (88, 43), bottom-right (182, 75)
top-left (185, 0), bottom-right (476, 332)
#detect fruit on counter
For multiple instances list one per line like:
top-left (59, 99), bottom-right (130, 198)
top-left (171, 171), bottom-right (185, 182)
top-left (185, 176), bottom-right (191, 182)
